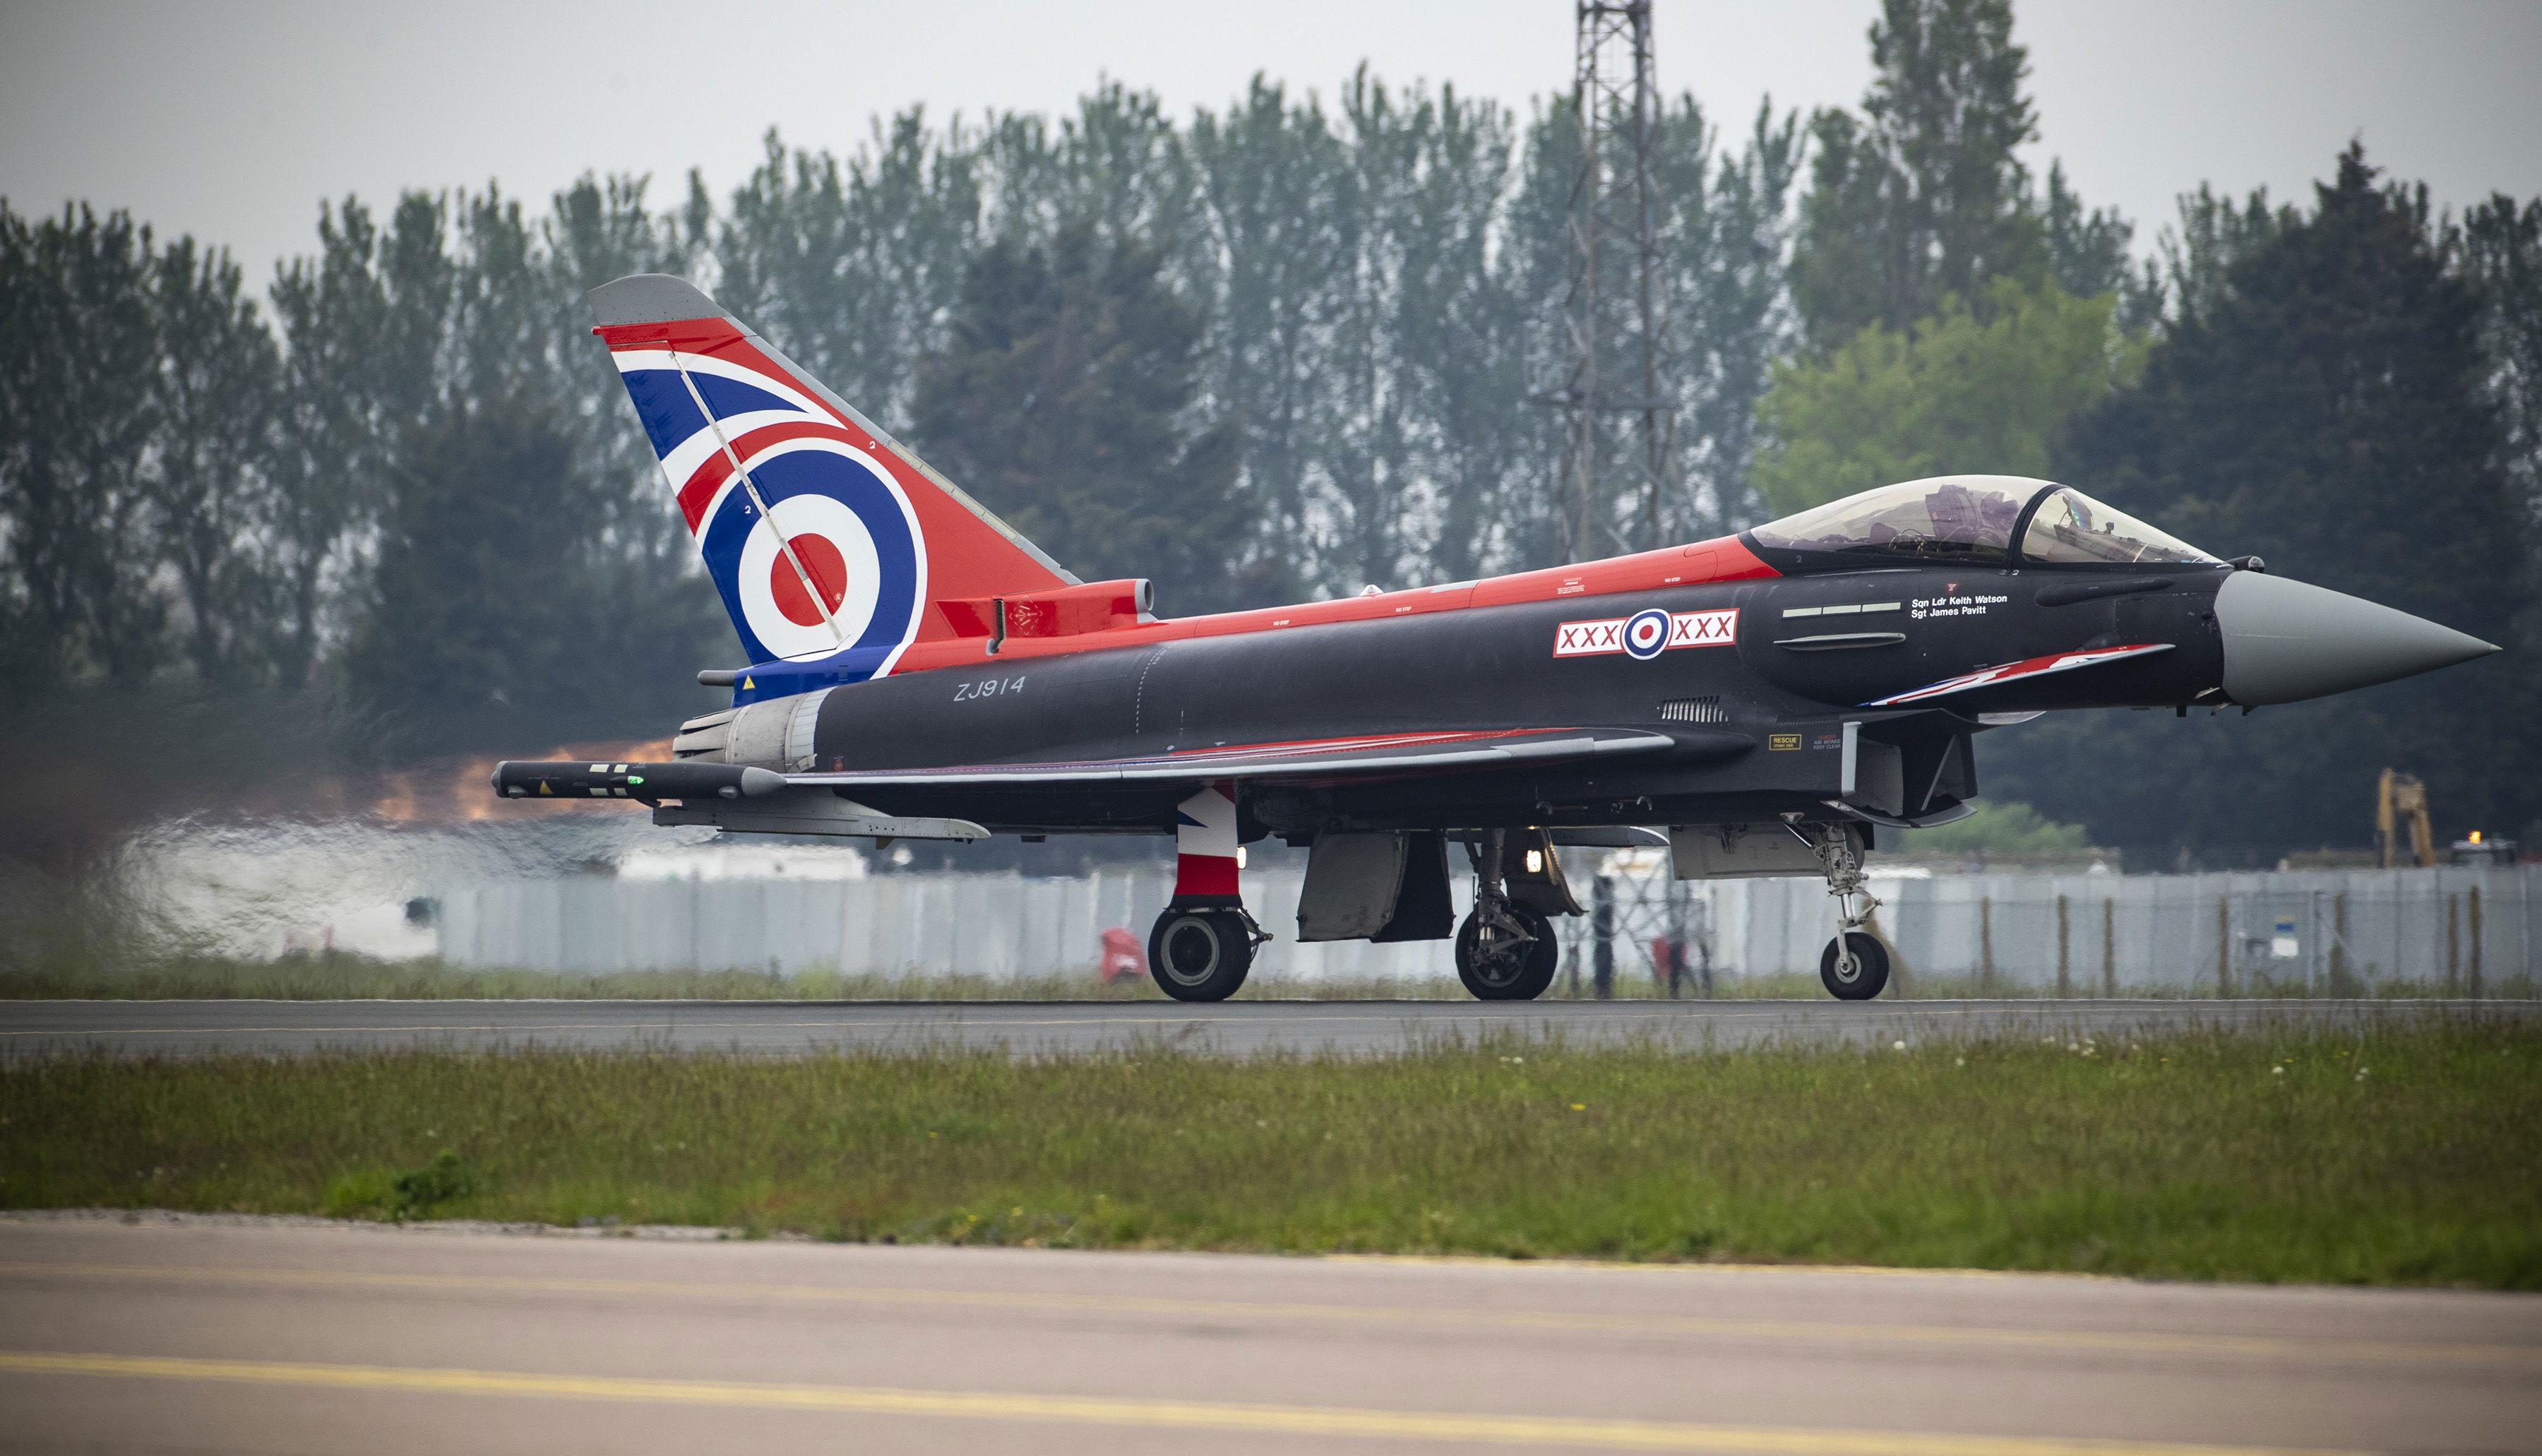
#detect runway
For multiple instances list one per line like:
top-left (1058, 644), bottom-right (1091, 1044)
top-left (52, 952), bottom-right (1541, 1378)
top-left (2, 1215), bottom-right (2535, 1454)
top-left (0, 996), bottom-right (2528, 1058)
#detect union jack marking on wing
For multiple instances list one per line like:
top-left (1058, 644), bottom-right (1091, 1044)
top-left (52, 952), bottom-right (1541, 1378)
top-left (1554, 608), bottom-right (1739, 657)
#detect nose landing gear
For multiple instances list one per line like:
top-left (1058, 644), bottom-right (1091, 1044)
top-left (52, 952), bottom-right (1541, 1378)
top-left (1454, 830), bottom-right (1561, 1000)
top-left (1806, 821), bottom-right (1892, 1000)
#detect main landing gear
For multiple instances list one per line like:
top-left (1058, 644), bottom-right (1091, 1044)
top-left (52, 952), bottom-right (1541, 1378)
top-left (1455, 830), bottom-right (1559, 1001)
top-left (1807, 821), bottom-right (1891, 1000)
top-left (1147, 905), bottom-right (1263, 1002)
top-left (1147, 780), bottom-right (1267, 1002)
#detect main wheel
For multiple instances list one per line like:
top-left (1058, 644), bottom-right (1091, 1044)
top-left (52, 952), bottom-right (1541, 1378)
top-left (1820, 931), bottom-right (1891, 1001)
top-left (1457, 903), bottom-right (1559, 1001)
top-left (1147, 907), bottom-right (1254, 1001)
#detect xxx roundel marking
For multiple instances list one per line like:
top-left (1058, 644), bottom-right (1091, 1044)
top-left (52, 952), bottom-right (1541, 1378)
top-left (701, 437), bottom-right (924, 664)
top-left (1555, 608), bottom-right (1740, 658)
top-left (1623, 608), bottom-right (1672, 661)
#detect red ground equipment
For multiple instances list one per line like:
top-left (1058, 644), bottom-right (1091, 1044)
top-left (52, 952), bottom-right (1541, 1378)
top-left (1099, 927), bottom-right (1147, 983)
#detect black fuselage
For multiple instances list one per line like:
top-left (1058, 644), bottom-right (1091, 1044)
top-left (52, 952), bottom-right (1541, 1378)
top-left (811, 556), bottom-right (2232, 843)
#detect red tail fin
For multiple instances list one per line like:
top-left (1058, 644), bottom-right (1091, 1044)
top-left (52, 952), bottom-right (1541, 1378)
top-left (588, 273), bottom-right (1073, 674)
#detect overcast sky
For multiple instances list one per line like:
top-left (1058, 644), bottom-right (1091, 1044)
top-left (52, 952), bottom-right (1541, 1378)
top-left (4, 0), bottom-right (2537, 280)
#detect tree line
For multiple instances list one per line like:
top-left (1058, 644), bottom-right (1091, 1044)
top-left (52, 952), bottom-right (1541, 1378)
top-left (1746, 1), bottom-right (2541, 861)
top-left (2, 0), bottom-right (2536, 859)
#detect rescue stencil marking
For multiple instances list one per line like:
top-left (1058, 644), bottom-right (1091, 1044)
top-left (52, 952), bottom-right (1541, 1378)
top-left (1555, 609), bottom-right (1738, 658)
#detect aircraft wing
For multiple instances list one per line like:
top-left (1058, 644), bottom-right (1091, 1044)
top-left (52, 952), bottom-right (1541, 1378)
top-left (784, 727), bottom-right (1689, 789)
top-left (1862, 644), bottom-right (2174, 708)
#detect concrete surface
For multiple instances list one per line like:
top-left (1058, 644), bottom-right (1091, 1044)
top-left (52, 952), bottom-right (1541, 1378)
top-left (1, 1216), bottom-right (2536, 1454)
top-left (4, 996), bottom-right (2531, 1059)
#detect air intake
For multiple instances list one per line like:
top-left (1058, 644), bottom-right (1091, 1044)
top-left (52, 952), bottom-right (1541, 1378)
top-left (1659, 696), bottom-right (1725, 724)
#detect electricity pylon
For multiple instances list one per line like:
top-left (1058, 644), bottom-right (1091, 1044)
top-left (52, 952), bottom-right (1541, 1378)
top-left (1548, 0), bottom-right (1673, 562)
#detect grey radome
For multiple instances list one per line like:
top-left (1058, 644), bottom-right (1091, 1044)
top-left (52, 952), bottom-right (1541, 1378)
top-left (2216, 571), bottom-right (2498, 705)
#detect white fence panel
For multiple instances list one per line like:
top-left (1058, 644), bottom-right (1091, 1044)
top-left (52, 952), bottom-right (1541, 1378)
top-left (436, 862), bottom-right (2541, 992)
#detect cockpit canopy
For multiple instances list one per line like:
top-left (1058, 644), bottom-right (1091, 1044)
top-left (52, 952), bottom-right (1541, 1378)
top-left (1746, 476), bottom-right (2218, 568)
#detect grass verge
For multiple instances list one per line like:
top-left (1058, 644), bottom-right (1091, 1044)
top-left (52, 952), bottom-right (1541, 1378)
top-left (6, 1018), bottom-right (2536, 1287)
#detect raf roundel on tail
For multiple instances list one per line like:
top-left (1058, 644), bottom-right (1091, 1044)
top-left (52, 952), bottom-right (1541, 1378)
top-left (589, 273), bottom-right (1072, 681)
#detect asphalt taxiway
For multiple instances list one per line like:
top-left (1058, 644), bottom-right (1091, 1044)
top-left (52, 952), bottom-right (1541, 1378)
top-left (0, 995), bottom-right (2527, 1059)
top-left (2, 1214), bottom-right (2536, 1454)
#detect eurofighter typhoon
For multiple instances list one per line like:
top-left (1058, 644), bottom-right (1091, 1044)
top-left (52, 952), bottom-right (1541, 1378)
top-left (493, 275), bottom-right (2499, 1001)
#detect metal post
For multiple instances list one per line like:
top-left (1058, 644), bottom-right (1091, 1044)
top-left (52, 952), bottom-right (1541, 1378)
top-left (1664, 873), bottom-right (1688, 998)
top-left (1546, 0), bottom-right (1675, 561)
top-left (2468, 885), bottom-right (2484, 998)
top-left (2308, 890), bottom-right (2323, 994)
top-left (2446, 891), bottom-right (2460, 997)
top-left (1692, 887), bottom-right (1715, 998)
top-left (1592, 872), bottom-right (1616, 999)
top-left (2101, 897), bottom-right (2117, 998)
top-left (2330, 891), bottom-right (2350, 997)
top-left (2055, 893), bottom-right (2071, 998)
top-left (1978, 895), bottom-right (1995, 993)
top-left (2216, 894), bottom-right (2233, 997)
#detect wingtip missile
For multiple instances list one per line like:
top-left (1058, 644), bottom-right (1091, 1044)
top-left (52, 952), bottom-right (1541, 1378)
top-left (491, 760), bottom-right (785, 803)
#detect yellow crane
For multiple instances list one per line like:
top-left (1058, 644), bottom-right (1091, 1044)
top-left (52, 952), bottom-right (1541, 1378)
top-left (2375, 768), bottom-right (2436, 869)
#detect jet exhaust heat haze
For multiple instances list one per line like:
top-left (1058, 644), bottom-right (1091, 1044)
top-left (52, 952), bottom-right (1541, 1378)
top-left (491, 273), bottom-right (2500, 1003)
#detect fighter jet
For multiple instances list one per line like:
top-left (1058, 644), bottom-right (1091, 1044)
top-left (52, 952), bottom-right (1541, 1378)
top-left (494, 274), bottom-right (2500, 1001)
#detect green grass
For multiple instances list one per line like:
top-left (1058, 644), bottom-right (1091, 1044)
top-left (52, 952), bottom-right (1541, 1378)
top-left (6, 1018), bottom-right (2537, 1287)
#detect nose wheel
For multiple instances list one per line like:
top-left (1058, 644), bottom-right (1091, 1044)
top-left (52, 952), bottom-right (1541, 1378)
top-left (1820, 931), bottom-right (1890, 999)
top-left (1801, 819), bottom-right (1893, 1001)
top-left (1455, 830), bottom-right (1560, 1000)
top-left (1456, 902), bottom-right (1559, 1000)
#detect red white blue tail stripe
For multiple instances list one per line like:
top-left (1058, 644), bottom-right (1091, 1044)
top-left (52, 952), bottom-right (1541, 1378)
top-left (587, 273), bottom-right (1073, 700)
top-left (611, 342), bottom-right (925, 670)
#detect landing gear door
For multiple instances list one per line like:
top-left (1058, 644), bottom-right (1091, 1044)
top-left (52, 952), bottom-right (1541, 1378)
top-left (1297, 833), bottom-right (1409, 941)
top-left (1371, 832), bottom-right (1454, 942)
top-left (1840, 721), bottom-right (1906, 818)
top-left (1671, 823), bottom-right (1844, 880)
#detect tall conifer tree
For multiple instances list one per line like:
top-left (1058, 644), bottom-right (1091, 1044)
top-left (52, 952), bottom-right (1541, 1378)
top-left (913, 222), bottom-right (1250, 615)
top-left (1791, 0), bottom-right (2046, 349)
top-left (1991, 146), bottom-right (2536, 859)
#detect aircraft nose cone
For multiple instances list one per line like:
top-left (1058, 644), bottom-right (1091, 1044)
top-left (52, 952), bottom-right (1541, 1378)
top-left (2216, 571), bottom-right (2499, 705)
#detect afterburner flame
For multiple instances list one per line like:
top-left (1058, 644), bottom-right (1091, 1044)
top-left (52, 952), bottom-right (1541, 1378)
top-left (370, 739), bottom-right (674, 825)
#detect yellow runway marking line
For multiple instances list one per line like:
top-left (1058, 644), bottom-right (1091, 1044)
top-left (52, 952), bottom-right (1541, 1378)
top-left (0, 1350), bottom-right (2356, 1455)
top-left (6, 1262), bottom-right (2529, 1373)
